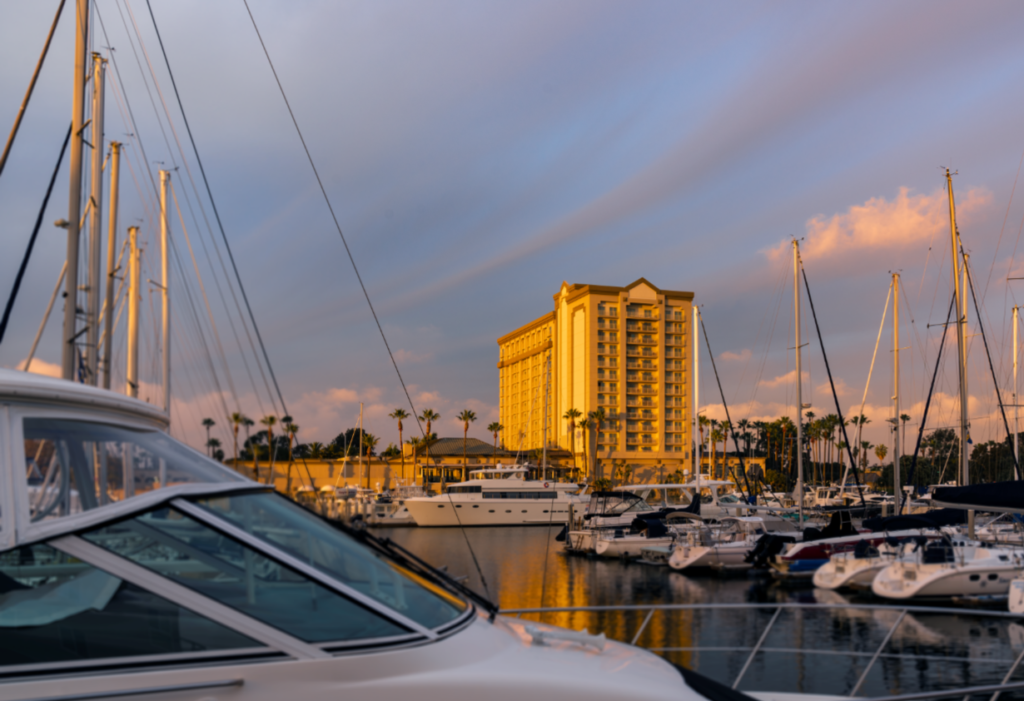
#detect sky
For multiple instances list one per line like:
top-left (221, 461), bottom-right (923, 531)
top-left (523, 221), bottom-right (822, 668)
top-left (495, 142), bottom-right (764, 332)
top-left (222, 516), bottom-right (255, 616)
top-left (3, 1), bottom-right (1024, 464)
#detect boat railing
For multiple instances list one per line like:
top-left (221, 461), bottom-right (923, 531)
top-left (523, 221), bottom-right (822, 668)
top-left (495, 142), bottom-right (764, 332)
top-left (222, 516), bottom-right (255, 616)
top-left (501, 602), bottom-right (1024, 700)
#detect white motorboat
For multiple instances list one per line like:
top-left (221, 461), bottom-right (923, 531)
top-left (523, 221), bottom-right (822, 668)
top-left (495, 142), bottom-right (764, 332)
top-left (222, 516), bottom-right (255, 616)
top-left (872, 538), bottom-right (1024, 600)
top-left (813, 541), bottom-right (898, 591)
top-left (668, 517), bottom-right (767, 572)
top-left (0, 369), bottom-right (736, 701)
top-left (399, 466), bottom-right (583, 527)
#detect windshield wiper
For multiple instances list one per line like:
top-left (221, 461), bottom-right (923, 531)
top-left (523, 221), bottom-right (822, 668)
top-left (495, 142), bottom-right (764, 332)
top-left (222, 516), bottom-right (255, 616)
top-left (336, 517), bottom-right (499, 619)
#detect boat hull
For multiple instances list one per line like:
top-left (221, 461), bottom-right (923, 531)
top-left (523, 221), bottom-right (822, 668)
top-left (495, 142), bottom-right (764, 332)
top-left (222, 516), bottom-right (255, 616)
top-left (405, 498), bottom-right (572, 527)
top-left (873, 563), bottom-right (1021, 600)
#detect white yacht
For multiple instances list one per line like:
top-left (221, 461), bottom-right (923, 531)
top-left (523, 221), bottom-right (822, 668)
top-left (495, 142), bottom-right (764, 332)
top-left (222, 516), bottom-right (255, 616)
top-left (404, 466), bottom-right (582, 527)
top-left (0, 369), bottom-right (734, 701)
top-left (872, 537), bottom-right (1024, 600)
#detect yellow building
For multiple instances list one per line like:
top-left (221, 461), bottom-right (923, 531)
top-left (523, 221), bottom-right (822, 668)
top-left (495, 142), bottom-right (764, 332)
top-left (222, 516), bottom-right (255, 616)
top-left (497, 278), bottom-right (693, 478)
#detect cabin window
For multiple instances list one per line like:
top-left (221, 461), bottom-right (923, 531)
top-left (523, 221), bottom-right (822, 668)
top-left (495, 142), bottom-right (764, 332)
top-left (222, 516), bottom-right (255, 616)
top-left (84, 507), bottom-right (411, 643)
top-left (22, 417), bottom-right (244, 522)
top-left (445, 486), bottom-right (482, 494)
top-left (482, 492), bottom-right (557, 500)
top-left (193, 493), bottom-right (465, 629)
top-left (0, 543), bottom-right (261, 669)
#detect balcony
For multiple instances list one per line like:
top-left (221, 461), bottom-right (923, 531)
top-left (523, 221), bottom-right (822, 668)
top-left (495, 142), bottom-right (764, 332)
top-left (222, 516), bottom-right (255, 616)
top-left (598, 358), bottom-right (618, 367)
top-left (667, 310), bottom-right (684, 321)
top-left (665, 349), bottom-right (684, 358)
top-left (597, 319), bottom-right (619, 330)
top-left (598, 395), bottom-right (618, 406)
top-left (626, 347), bottom-right (657, 358)
top-left (597, 306), bottom-right (618, 318)
top-left (626, 309), bottom-right (659, 319)
top-left (665, 335), bottom-right (685, 347)
top-left (667, 397), bottom-right (684, 407)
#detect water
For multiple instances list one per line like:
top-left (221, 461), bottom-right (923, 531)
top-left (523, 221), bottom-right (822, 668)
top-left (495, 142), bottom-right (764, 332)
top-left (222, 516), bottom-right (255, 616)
top-left (376, 525), bottom-right (1024, 698)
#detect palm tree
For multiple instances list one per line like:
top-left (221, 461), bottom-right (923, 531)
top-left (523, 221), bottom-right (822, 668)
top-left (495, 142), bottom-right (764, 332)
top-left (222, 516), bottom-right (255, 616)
top-left (457, 409), bottom-right (477, 481)
top-left (710, 427), bottom-right (723, 479)
top-left (363, 433), bottom-right (380, 489)
top-left (698, 415), bottom-right (710, 471)
top-left (202, 418), bottom-right (216, 456)
top-left (875, 443), bottom-right (888, 466)
top-left (243, 416), bottom-right (256, 480)
top-left (230, 412), bottom-right (245, 466)
top-left (900, 413), bottom-right (911, 457)
top-left (564, 408), bottom-right (582, 476)
top-left (206, 437), bottom-right (221, 459)
top-left (589, 408), bottom-right (606, 480)
top-left (487, 422), bottom-right (504, 466)
top-left (284, 422), bottom-right (299, 494)
top-left (260, 415), bottom-right (277, 485)
top-left (578, 419), bottom-right (591, 479)
top-left (389, 408), bottom-right (410, 481)
top-left (418, 409), bottom-right (440, 462)
top-left (308, 442), bottom-right (324, 459)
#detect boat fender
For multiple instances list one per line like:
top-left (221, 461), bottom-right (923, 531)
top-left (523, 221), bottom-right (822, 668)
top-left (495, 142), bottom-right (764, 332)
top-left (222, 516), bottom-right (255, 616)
top-left (543, 482), bottom-right (549, 488)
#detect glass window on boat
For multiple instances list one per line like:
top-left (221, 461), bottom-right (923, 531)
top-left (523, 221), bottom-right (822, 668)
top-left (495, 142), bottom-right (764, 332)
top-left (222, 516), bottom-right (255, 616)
top-left (193, 493), bottom-right (466, 630)
top-left (445, 486), bottom-right (482, 494)
top-left (482, 491), bottom-right (558, 499)
top-left (83, 506), bottom-right (411, 644)
top-left (0, 543), bottom-right (261, 669)
top-left (23, 418), bottom-right (245, 523)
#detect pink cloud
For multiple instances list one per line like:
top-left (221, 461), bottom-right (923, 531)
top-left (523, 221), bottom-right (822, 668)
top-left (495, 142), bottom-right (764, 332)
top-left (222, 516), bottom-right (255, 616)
top-left (765, 186), bottom-right (992, 264)
top-left (720, 348), bottom-right (752, 362)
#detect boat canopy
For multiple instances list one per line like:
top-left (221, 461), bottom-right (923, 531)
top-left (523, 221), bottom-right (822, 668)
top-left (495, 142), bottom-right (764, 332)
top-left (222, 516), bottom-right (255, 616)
top-left (931, 481), bottom-right (1024, 513)
top-left (863, 508), bottom-right (968, 532)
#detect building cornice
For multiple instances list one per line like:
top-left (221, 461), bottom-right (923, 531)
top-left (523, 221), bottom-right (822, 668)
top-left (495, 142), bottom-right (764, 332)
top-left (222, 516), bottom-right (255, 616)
top-left (496, 311), bottom-right (555, 346)
top-left (497, 339), bottom-right (552, 369)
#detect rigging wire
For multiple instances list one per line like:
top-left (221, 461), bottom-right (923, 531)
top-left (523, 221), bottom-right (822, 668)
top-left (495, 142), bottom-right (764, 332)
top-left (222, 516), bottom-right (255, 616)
top-left (0, 124), bottom-right (72, 346)
top-left (0, 0), bottom-right (66, 180)
top-left (238, 0), bottom-right (492, 598)
top-left (143, 0), bottom-right (288, 419)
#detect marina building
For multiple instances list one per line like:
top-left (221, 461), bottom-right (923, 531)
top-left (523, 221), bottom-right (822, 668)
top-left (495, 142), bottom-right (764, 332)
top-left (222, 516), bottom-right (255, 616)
top-left (497, 278), bottom-right (694, 478)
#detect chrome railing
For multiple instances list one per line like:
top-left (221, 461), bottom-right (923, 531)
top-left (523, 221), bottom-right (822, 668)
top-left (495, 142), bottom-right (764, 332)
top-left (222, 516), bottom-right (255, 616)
top-left (501, 603), bottom-right (1024, 701)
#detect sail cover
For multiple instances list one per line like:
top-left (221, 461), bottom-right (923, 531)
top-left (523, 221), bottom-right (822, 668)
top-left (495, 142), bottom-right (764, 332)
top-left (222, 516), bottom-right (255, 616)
top-left (932, 481), bottom-right (1024, 513)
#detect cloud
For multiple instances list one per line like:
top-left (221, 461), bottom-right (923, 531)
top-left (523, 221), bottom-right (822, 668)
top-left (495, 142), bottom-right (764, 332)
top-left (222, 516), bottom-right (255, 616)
top-left (758, 370), bottom-right (809, 389)
top-left (15, 358), bottom-right (60, 378)
top-left (393, 349), bottom-right (433, 364)
top-left (765, 186), bottom-right (992, 264)
top-left (720, 348), bottom-right (752, 362)
top-left (816, 378), bottom-right (851, 398)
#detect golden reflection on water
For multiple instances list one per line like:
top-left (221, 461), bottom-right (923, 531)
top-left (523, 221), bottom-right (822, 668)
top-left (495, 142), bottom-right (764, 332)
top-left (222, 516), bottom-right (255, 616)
top-left (377, 526), bottom-right (1024, 696)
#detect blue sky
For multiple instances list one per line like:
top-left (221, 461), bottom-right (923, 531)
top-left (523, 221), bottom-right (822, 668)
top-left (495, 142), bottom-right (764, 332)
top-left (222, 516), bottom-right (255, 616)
top-left (3, 1), bottom-right (1024, 459)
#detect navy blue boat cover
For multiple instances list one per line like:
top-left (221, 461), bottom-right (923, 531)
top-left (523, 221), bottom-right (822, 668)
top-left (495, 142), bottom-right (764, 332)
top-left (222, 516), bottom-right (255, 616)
top-left (932, 481), bottom-right (1024, 512)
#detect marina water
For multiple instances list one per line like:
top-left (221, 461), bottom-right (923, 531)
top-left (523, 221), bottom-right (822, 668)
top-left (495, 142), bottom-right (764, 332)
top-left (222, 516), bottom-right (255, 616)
top-left (378, 525), bottom-right (1024, 697)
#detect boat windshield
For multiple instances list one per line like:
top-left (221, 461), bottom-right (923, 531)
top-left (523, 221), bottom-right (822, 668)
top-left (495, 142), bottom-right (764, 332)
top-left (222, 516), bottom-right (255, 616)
top-left (23, 417), bottom-right (244, 523)
top-left (193, 492), bottom-right (467, 628)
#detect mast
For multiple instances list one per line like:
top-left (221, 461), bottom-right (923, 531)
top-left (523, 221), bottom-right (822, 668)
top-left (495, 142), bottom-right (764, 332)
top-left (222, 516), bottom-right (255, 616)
top-left (102, 142), bottom-right (120, 389)
top-left (947, 169), bottom-right (969, 488)
top-left (160, 170), bottom-right (171, 414)
top-left (1016, 306), bottom-right (1020, 480)
top-left (793, 240), bottom-right (804, 524)
top-left (126, 226), bottom-right (139, 398)
top-left (61, 0), bottom-right (89, 381)
top-left (694, 305), bottom-right (701, 492)
top-left (359, 401), bottom-right (365, 489)
top-left (542, 351), bottom-right (550, 480)
top-left (85, 52), bottom-right (105, 385)
top-left (893, 273), bottom-right (901, 513)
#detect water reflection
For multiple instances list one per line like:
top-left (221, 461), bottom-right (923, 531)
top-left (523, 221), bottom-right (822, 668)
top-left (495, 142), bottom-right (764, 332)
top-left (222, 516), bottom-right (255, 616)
top-left (377, 526), bottom-right (1024, 696)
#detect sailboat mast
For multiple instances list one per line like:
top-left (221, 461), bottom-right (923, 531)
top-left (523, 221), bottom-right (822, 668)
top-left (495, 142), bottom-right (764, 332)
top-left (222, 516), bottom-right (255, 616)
top-left (793, 240), bottom-right (804, 524)
top-left (946, 169), bottom-right (969, 487)
top-left (101, 142), bottom-right (120, 389)
top-left (86, 52), bottom-right (106, 385)
top-left (61, 0), bottom-right (89, 381)
top-left (542, 351), bottom-right (550, 480)
top-left (126, 226), bottom-right (139, 398)
top-left (893, 273), bottom-right (901, 512)
top-left (694, 305), bottom-right (701, 492)
top-left (1016, 306), bottom-right (1020, 480)
top-left (160, 170), bottom-right (171, 414)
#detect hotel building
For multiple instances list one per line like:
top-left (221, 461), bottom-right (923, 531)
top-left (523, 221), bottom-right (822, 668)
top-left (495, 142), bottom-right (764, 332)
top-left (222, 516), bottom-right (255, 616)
top-left (497, 278), bottom-right (694, 476)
